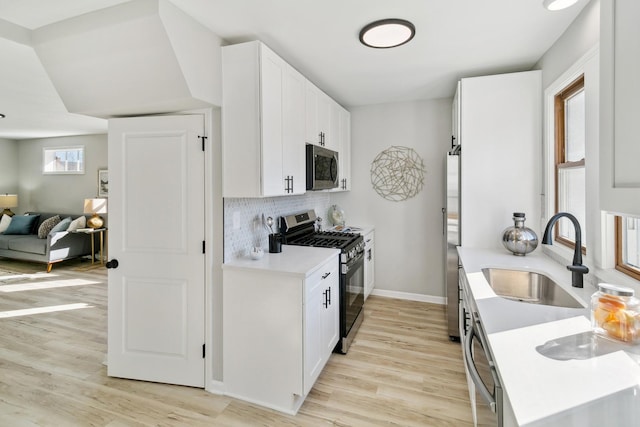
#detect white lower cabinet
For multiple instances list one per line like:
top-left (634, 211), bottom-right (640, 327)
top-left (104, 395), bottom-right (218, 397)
top-left (223, 253), bottom-right (339, 415)
top-left (363, 229), bottom-right (375, 300)
top-left (304, 259), bottom-right (339, 393)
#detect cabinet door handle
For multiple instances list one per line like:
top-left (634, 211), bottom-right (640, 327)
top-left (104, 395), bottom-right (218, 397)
top-left (284, 175), bottom-right (295, 193)
top-left (327, 287), bottom-right (331, 305)
top-left (322, 272), bottom-right (331, 279)
top-left (323, 290), bottom-right (328, 308)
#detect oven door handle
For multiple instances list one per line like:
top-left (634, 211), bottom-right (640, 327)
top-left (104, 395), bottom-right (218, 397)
top-left (463, 319), bottom-right (497, 412)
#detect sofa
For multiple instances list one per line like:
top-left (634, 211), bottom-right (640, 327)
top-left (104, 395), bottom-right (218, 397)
top-left (0, 212), bottom-right (94, 272)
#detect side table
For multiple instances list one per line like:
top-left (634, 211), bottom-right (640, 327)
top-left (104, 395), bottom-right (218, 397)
top-left (74, 228), bottom-right (108, 265)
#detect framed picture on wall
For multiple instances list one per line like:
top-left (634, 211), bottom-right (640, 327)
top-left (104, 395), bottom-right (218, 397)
top-left (98, 169), bottom-right (109, 197)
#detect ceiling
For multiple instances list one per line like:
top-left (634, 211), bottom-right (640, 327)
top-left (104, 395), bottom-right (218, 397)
top-left (0, 0), bottom-right (590, 140)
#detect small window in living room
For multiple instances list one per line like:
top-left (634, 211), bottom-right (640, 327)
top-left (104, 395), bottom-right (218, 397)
top-left (616, 216), bottom-right (640, 281)
top-left (43, 146), bottom-right (85, 174)
top-left (554, 75), bottom-right (586, 251)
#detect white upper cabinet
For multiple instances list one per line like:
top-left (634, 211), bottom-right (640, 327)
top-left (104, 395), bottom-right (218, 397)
top-left (327, 98), bottom-right (340, 152)
top-left (458, 71), bottom-right (541, 248)
top-left (452, 81), bottom-right (461, 151)
top-left (305, 81), bottom-right (340, 151)
top-left (222, 41), bottom-right (305, 197)
top-left (281, 59), bottom-right (307, 195)
top-left (600, 0), bottom-right (640, 216)
top-left (333, 105), bottom-right (351, 191)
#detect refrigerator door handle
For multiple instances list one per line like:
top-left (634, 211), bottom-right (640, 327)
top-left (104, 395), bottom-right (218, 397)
top-left (442, 208), bottom-right (446, 235)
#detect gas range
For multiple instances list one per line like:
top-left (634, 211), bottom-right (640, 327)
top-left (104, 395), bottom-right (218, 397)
top-left (279, 210), bottom-right (364, 262)
top-left (279, 209), bottom-right (365, 354)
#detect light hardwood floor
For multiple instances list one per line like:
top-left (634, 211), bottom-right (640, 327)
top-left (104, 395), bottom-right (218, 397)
top-left (0, 259), bottom-right (473, 426)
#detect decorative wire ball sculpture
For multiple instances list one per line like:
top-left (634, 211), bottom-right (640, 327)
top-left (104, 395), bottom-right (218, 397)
top-left (370, 146), bottom-right (426, 202)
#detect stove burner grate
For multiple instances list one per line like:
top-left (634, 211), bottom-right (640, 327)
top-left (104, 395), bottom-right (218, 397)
top-left (287, 231), bottom-right (360, 250)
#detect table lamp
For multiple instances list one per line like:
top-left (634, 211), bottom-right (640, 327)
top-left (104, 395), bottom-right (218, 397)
top-left (84, 198), bottom-right (107, 229)
top-left (0, 194), bottom-right (18, 217)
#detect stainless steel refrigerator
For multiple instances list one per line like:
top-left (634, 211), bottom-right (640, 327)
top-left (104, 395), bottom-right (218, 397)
top-left (445, 147), bottom-right (460, 341)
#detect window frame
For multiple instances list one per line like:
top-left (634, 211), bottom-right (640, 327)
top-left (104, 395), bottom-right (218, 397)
top-left (615, 216), bottom-right (640, 281)
top-left (553, 75), bottom-right (586, 253)
top-left (42, 145), bottom-right (85, 175)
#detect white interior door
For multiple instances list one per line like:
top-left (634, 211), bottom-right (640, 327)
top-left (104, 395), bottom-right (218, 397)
top-left (107, 114), bottom-right (205, 387)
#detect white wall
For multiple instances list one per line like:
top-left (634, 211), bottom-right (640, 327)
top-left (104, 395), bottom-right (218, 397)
top-left (331, 99), bottom-right (451, 299)
top-left (0, 138), bottom-right (19, 195)
top-left (534, 0), bottom-right (600, 88)
top-left (17, 134), bottom-right (108, 214)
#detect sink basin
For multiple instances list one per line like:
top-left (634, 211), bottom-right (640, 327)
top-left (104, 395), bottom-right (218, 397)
top-left (481, 268), bottom-right (584, 308)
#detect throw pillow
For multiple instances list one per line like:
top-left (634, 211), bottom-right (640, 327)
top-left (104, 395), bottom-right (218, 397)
top-left (3, 214), bottom-right (40, 235)
top-left (50, 217), bottom-right (72, 234)
top-left (67, 215), bottom-right (86, 232)
top-left (0, 214), bottom-right (11, 233)
top-left (38, 215), bottom-right (61, 239)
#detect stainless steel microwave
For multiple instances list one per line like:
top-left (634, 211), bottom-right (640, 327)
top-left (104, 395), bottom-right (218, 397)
top-left (306, 144), bottom-right (339, 190)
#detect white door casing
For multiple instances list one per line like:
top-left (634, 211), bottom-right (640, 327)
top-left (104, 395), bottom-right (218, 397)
top-left (107, 114), bottom-right (205, 387)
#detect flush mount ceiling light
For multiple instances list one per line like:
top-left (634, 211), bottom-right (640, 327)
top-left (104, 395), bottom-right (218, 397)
top-left (543, 0), bottom-right (579, 11)
top-left (359, 19), bottom-right (415, 49)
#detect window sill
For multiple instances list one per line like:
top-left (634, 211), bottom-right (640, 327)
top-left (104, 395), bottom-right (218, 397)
top-left (593, 266), bottom-right (640, 294)
top-left (541, 245), bottom-right (640, 293)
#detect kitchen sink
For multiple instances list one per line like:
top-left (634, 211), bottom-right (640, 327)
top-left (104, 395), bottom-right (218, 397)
top-left (481, 268), bottom-right (584, 308)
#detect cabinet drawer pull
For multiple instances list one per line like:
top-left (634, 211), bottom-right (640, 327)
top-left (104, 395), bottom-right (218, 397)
top-left (322, 272), bottom-right (331, 279)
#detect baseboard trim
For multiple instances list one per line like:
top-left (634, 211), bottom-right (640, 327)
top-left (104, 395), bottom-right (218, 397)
top-left (207, 379), bottom-right (225, 395)
top-left (370, 289), bottom-right (445, 305)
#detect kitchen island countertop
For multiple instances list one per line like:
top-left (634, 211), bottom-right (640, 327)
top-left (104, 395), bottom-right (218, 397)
top-left (458, 247), bottom-right (640, 426)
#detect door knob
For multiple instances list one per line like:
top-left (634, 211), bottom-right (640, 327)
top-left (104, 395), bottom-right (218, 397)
top-left (106, 259), bottom-right (119, 269)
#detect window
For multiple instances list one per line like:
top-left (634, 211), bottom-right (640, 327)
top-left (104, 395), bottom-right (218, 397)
top-left (554, 75), bottom-right (586, 251)
top-left (616, 216), bottom-right (640, 281)
top-left (43, 146), bottom-right (85, 174)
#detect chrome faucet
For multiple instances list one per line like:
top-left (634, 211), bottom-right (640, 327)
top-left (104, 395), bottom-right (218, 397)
top-left (541, 212), bottom-right (589, 288)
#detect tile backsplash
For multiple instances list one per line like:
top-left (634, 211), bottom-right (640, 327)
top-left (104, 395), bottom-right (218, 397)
top-left (223, 192), bottom-right (333, 261)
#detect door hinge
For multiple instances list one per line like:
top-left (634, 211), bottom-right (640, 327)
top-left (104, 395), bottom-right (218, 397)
top-left (202, 240), bottom-right (206, 254)
top-left (199, 135), bottom-right (208, 151)
top-left (202, 343), bottom-right (206, 358)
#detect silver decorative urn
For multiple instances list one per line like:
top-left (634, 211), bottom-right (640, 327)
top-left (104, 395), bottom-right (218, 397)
top-left (502, 212), bottom-right (538, 256)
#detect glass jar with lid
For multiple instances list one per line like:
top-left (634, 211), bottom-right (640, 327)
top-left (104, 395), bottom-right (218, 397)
top-left (591, 283), bottom-right (640, 343)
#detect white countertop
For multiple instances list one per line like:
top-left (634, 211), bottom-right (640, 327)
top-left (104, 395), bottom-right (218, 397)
top-left (223, 245), bottom-right (340, 278)
top-left (458, 247), bottom-right (640, 426)
top-left (326, 224), bottom-right (374, 236)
